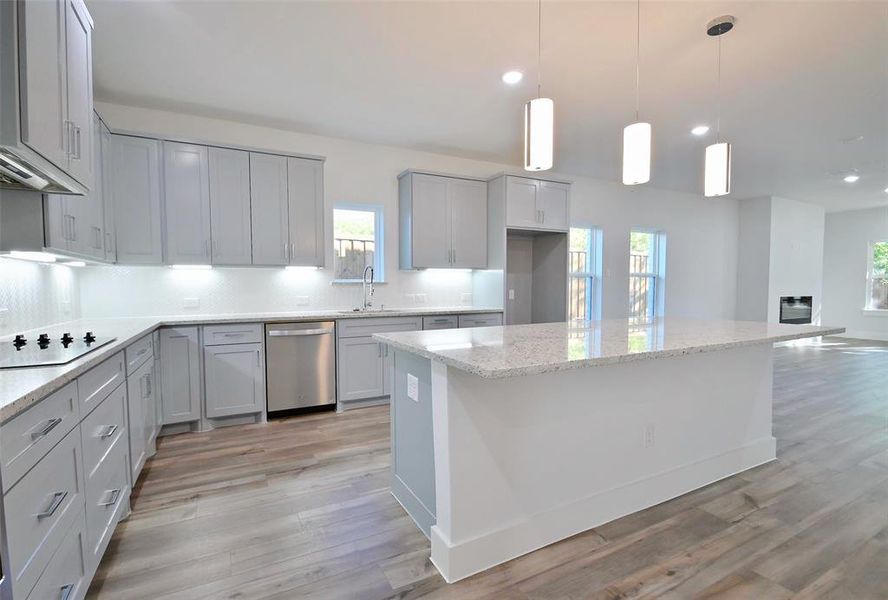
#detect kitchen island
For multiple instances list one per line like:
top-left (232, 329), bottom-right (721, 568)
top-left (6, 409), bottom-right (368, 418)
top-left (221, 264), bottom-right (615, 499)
top-left (374, 318), bottom-right (844, 583)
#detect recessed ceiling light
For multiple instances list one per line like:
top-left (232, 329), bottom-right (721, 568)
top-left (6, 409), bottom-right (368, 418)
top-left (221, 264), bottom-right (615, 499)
top-left (691, 125), bottom-right (710, 136)
top-left (501, 70), bottom-right (523, 85)
top-left (843, 173), bottom-right (860, 183)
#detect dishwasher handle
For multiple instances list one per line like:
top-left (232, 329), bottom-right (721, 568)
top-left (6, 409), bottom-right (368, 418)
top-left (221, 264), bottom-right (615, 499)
top-left (267, 328), bottom-right (333, 337)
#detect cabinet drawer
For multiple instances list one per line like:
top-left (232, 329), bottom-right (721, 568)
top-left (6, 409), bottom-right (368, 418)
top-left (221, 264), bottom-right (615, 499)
top-left (125, 334), bottom-right (153, 374)
top-left (5, 427), bottom-right (85, 600)
top-left (458, 313), bottom-right (503, 328)
top-left (80, 382), bottom-right (127, 480)
top-left (78, 352), bottom-right (125, 417)
top-left (422, 315), bottom-right (458, 330)
top-left (1, 381), bottom-right (79, 493)
top-left (84, 433), bottom-right (130, 571)
top-left (26, 509), bottom-right (89, 600)
top-left (337, 317), bottom-right (423, 339)
top-left (203, 323), bottom-right (263, 346)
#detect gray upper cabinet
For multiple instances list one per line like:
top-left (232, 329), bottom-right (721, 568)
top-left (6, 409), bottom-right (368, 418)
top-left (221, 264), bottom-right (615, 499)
top-left (503, 175), bottom-right (570, 232)
top-left (399, 171), bottom-right (487, 269)
top-left (163, 142), bottom-right (211, 264)
top-left (14, 0), bottom-right (94, 190)
top-left (100, 120), bottom-right (116, 262)
top-left (287, 157), bottom-right (325, 266)
top-left (209, 147), bottom-right (252, 265)
top-left (110, 135), bottom-right (163, 264)
top-left (250, 153), bottom-right (289, 266)
top-left (159, 327), bottom-right (201, 425)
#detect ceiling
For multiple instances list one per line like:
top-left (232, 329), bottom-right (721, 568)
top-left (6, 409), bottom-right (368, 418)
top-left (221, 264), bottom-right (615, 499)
top-left (88, 1), bottom-right (888, 213)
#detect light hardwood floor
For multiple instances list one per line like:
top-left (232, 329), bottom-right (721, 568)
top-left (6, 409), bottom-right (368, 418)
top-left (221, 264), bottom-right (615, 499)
top-left (87, 337), bottom-right (888, 599)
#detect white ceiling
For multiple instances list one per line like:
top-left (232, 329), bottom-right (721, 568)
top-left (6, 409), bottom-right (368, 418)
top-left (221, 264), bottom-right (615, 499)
top-left (88, 1), bottom-right (888, 212)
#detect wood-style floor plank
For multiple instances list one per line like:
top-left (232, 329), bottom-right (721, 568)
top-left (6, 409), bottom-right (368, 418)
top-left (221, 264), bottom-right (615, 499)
top-left (86, 337), bottom-right (888, 599)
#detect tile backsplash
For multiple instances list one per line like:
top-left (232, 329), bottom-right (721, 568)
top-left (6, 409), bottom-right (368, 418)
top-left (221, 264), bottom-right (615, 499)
top-left (0, 259), bottom-right (82, 336)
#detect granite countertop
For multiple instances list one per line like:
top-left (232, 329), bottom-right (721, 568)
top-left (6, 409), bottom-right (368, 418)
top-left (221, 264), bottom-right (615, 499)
top-left (373, 317), bottom-right (846, 379)
top-left (0, 307), bottom-right (501, 423)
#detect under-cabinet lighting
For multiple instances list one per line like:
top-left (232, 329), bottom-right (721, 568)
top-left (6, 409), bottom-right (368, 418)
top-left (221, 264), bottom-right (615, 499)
top-left (170, 264), bottom-right (212, 270)
top-left (7, 251), bottom-right (58, 263)
top-left (285, 266), bottom-right (320, 271)
top-left (62, 261), bottom-right (86, 267)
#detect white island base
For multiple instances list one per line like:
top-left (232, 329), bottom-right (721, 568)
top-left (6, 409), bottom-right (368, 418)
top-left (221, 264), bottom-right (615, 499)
top-left (390, 344), bottom-right (776, 583)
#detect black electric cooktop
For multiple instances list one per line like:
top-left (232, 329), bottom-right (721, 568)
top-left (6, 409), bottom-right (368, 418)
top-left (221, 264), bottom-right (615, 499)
top-left (0, 332), bottom-right (116, 369)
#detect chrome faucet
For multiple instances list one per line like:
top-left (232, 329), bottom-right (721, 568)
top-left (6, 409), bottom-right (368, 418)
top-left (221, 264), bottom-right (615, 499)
top-left (362, 265), bottom-right (375, 310)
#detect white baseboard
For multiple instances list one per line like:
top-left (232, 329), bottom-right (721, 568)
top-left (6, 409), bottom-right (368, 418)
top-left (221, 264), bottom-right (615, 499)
top-left (430, 436), bottom-right (776, 583)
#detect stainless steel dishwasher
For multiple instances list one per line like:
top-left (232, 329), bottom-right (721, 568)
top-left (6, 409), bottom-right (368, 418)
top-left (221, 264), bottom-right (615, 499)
top-left (265, 322), bottom-right (336, 413)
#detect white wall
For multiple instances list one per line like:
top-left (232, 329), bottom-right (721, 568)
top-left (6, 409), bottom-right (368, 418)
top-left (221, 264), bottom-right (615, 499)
top-left (0, 259), bottom-right (81, 337)
top-left (77, 102), bottom-right (741, 321)
top-left (736, 198), bottom-right (772, 321)
top-left (823, 206), bottom-right (888, 340)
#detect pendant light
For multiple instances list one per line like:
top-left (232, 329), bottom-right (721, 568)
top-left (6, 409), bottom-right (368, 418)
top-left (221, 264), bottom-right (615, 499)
top-left (622, 0), bottom-right (651, 185)
top-left (704, 16), bottom-right (735, 197)
top-left (524, 0), bottom-right (554, 171)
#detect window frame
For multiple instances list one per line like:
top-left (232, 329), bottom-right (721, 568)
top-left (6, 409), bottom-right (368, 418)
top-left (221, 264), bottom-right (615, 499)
top-left (628, 228), bottom-right (666, 322)
top-left (865, 239), bottom-right (888, 311)
top-left (332, 203), bottom-right (385, 284)
top-left (568, 226), bottom-right (603, 322)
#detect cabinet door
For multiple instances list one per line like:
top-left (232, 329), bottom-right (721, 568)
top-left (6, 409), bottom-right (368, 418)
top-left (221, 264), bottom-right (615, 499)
top-left (410, 174), bottom-right (451, 268)
top-left (64, 0), bottom-right (94, 188)
top-left (449, 179), bottom-right (487, 268)
top-left (126, 362), bottom-right (148, 482)
top-left (143, 362), bottom-right (157, 454)
top-left (100, 119), bottom-right (116, 261)
top-left (18, 0), bottom-right (68, 172)
top-left (67, 112), bottom-right (104, 258)
top-left (505, 176), bottom-right (539, 229)
top-left (249, 153), bottom-right (289, 266)
top-left (43, 194), bottom-right (70, 253)
top-left (159, 327), bottom-right (201, 424)
top-left (209, 147), bottom-right (252, 265)
top-left (204, 343), bottom-right (265, 418)
top-left (287, 158), bottom-right (325, 266)
top-left (110, 135), bottom-right (163, 264)
top-left (337, 337), bottom-right (385, 402)
top-left (163, 142), bottom-right (211, 264)
top-left (537, 181), bottom-right (570, 231)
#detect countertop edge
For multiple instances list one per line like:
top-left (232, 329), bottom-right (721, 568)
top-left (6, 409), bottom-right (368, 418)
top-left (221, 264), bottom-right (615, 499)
top-left (374, 326), bottom-right (848, 379)
top-left (1, 307), bottom-right (502, 423)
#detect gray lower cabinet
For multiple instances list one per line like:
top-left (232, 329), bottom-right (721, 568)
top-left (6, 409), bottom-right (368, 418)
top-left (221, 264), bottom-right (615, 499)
top-left (458, 313), bottom-right (503, 328)
top-left (110, 134), bottom-right (163, 264)
top-left (126, 359), bottom-right (155, 483)
top-left (159, 327), bottom-right (202, 425)
top-left (163, 141), bottom-right (212, 264)
top-left (204, 343), bottom-right (265, 418)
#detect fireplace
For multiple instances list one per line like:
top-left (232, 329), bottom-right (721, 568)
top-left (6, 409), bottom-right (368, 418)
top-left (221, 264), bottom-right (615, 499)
top-left (779, 296), bottom-right (813, 324)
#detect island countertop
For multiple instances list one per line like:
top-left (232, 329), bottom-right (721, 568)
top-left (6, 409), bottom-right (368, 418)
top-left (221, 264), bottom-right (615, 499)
top-left (373, 317), bottom-right (846, 379)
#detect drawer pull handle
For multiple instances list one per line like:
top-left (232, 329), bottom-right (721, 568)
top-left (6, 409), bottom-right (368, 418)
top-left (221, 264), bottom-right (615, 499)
top-left (31, 417), bottom-right (63, 441)
top-left (60, 583), bottom-right (75, 600)
top-left (100, 424), bottom-right (119, 439)
top-left (37, 491), bottom-right (68, 519)
top-left (99, 488), bottom-right (121, 507)
top-left (136, 348), bottom-right (147, 357)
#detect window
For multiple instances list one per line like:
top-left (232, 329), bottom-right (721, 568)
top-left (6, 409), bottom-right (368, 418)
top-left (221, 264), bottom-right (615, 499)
top-left (866, 241), bottom-right (888, 310)
top-left (568, 227), bottom-right (602, 321)
top-left (629, 230), bottom-right (666, 322)
top-left (333, 205), bottom-right (384, 282)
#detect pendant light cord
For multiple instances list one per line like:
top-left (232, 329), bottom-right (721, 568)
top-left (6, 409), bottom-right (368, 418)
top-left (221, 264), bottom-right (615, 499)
top-left (537, 0), bottom-right (542, 99)
top-left (635, 0), bottom-right (640, 121)
top-left (716, 34), bottom-right (722, 143)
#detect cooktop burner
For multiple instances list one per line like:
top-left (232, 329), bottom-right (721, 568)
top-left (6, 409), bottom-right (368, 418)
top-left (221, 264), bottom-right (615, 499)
top-left (1, 332), bottom-right (116, 369)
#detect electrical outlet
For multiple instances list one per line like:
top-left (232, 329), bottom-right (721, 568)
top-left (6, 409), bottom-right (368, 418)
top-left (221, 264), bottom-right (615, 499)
top-left (461, 293), bottom-right (473, 305)
top-left (405, 293), bottom-right (416, 304)
top-left (416, 294), bottom-right (427, 305)
top-left (508, 289), bottom-right (515, 300)
top-left (643, 424), bottom-right (655, 448)
top-left (183, 297), bottom-right (200, 309)
top-left (295, 296), bottom-right (310, 306)
top-left (407, 374), bottom-right (419, 402)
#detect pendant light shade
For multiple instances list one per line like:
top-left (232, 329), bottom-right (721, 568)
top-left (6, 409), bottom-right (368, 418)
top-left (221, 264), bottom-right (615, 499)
top-left (524, 97), bottom-right (554, 171)
top-left (622, 122), bottom-right (651, 185)
top-left (704, 141), bottom-right (731, 197)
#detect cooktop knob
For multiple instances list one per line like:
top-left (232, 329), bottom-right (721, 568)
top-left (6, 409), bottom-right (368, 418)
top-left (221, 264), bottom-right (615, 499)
top-left (84, 331), bottom-right (97, 344)
top-left (12, 334), bottom-right (27, 350)
top-left (61, 332), bottom-right (74, 347)
top-left (37, 333), bottom-right (51, 348)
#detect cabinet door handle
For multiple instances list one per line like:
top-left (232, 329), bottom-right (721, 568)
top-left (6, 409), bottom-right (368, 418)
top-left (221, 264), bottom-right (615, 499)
top-left (284, 242), bottom-right (289, 261)
top-left (384, 344), bottom-right (389, 357)
top-left (98, 488), bottom-right (121, 507)
top-left (31, 417), bottom-right (63, 440)
top-left (75, 125), bottom-right (82, 159)
top-left (452, 249), bottom-right (456, 264)
top-left (99, 424), bottom-right (118, 439)
top-left (60, 583), bottom-right (75, 600)
top-left (70, 216), bottom-right (77, 241)
top-left (256, 349), bottom-right (261, 367)
top-left (146, 373), bottom-right (152, 396)
top-left (105, 231), bottom-right (114, 254)
top-left (542, 210), bottom-right (545, 224)
top-left (377, 343), bottom-right (382, 358)
top-left (36, 490), bottom-right (67, 519)
top-left (93, 225), bottom-right (102, 249)
top-left (64, 121), bottom-right (74, 157)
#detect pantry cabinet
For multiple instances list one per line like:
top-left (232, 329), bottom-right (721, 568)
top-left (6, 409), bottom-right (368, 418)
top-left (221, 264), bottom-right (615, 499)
top-left (398, 170), bottom-right (487, 269)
